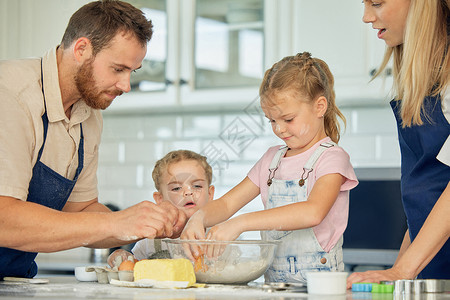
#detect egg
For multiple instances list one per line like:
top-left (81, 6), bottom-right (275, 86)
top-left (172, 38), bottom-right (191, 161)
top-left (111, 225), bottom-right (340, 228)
top-left (118, 260), bottom-right (135, 271)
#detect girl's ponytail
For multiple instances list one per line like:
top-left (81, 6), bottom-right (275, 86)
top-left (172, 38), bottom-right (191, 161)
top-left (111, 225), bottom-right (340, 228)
top-left (260, 52), bottom-right (346, 143)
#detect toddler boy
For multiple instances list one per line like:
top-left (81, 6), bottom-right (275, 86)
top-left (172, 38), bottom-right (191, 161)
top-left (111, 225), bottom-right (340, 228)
top-left (107, 150), bottom-right (214, 267)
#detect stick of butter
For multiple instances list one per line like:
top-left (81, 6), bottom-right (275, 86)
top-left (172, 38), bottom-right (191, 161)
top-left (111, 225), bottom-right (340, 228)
top-left (133, 258), bottom-right (196, 286)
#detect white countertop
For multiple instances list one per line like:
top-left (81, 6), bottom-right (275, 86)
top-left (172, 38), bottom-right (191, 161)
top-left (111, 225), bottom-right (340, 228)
top-left (0, 277), bottom-right (449, 300)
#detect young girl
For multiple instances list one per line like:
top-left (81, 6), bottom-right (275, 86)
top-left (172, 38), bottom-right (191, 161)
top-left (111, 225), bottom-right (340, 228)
top-left (181, 52), bottom-right (358, 283)
top-left (348, 0), bottom-right (450, 285)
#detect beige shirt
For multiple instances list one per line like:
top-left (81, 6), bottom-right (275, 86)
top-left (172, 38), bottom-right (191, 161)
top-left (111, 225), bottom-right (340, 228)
top-left (0, 47), bottom-right (101, 202)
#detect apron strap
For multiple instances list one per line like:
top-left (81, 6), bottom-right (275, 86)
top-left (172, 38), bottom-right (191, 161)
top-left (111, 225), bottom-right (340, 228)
top-left (269, 146), bottom-right (289, 171)
top-left (299, 142), bottom-right (335, 186)
top-left (304, 142), bottom-right (336, 171)
top-left (267, 146), bottom-right (289, 186)
top-left (267, 142), bottom-right (336, 187)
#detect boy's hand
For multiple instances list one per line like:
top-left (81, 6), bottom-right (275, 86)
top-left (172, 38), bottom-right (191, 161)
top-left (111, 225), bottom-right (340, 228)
top-left (180, 210), bottom-right (206, 241)
top-left (180, 211), bottom-right (207, 259)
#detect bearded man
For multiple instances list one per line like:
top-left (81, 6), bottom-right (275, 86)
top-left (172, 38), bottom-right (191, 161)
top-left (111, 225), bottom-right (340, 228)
top-left (0, 0), bottom-right (186, 279)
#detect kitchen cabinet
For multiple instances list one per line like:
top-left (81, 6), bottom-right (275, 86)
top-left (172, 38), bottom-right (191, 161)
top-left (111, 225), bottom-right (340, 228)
top-left (110, 0), bottom-right (393, 112)
top-left (0, 0), bottom-right (89, 60)
top-left (0, 0), bottom-right (392, 112)
top-left (288, 0), bottom-right (392, 105)
top-left (110, 0), bottom-right (269, 112)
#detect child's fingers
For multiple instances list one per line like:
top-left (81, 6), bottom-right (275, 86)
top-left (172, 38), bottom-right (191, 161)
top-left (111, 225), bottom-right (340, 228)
top-left (216, 243), bottom-right (226, 258)
top-left (193, 251), bottom-right (208, 273)
top-left (181, 242), bottom-right (196, 261)
top-left (205, 243), bottom-right (213, 259)
top-left (205, 242), bottom-right (225, 259)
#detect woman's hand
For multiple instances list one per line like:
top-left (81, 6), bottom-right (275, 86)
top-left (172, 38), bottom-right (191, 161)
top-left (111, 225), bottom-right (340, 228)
top-left (346, 267), bottom-right (408, 289)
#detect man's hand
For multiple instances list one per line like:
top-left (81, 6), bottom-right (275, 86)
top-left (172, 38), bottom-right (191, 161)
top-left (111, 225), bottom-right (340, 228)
top-left (157, 201), bottom-right (187, 239)
top-left (110, 200), bottom-right (181, 242)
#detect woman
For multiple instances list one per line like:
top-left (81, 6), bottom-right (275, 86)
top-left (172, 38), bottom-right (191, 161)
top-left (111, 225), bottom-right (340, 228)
top-left (347, 0), bottom-right (449, 286)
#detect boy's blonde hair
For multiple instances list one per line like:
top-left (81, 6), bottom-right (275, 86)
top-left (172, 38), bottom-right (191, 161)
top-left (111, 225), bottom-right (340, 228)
top-left (152, 150), bottom-right (213, 191)
top-left (374, 0), bottom-right (449, 127)
top-left (259, 52), bottom-right (346, 143)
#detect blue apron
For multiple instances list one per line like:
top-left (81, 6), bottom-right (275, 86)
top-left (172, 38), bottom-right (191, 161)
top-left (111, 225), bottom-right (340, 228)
top-left (0, 62), bottom-right (84, 279)
top-left (391, 94), bottom-right (450, 279)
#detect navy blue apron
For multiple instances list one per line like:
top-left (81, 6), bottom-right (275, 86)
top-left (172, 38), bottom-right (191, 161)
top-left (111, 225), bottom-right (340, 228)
top-left (391, 94), bottom-right (450, 279)
top-left (0, 61), bottom-right (84, 279)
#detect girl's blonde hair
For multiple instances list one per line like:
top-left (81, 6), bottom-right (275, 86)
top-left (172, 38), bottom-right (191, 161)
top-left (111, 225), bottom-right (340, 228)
top-left (152, 150), bottom-right (212, 191)
top-left (259, 52), bottom-right (346, 143)
top-left (374, 0), bottom-right (449, 127)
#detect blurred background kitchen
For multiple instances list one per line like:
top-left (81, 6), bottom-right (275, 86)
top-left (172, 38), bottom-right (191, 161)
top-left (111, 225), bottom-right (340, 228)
top-left (0, 0), bottom-right (405, 276)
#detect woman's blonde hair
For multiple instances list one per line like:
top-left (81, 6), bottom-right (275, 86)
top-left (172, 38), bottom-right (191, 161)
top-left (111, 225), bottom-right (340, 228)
top-left (374, 0), bottom-right (449, 127)
top-left (152, 150), bottom-right (213, 191)
top-left (259, 52), bottom-right (346, 143)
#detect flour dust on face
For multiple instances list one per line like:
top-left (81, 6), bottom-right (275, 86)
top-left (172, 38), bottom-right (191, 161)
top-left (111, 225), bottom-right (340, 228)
top-left (297, 123), bottom-right (311, 137)
top-left (159, 160), bottom-right (212, 218)
top-left (262, 90), bottom-right (326, 155)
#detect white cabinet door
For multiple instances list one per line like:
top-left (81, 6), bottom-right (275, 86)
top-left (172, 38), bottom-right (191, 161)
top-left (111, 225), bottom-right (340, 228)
top-left (290, 0), bottom-right (392, 105)
top-left (0, 0), bottom-right (89, 60)
top-left (112, 0), bottom-right (268, 112)
top-left (0, 0), bottom-right (176, 111)
top-left (109, 0), bottom-right (178, 112)
top-left (178, 0), bottom-right (267, 108)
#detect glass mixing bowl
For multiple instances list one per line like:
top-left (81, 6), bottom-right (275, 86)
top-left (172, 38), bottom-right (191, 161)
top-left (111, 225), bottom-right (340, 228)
top-left (163, 239), bottom-right (279, 284)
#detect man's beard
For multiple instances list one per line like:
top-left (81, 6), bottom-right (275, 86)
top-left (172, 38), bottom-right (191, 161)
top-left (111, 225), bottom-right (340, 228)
top-left (74, 58), bottom-right (122, 110)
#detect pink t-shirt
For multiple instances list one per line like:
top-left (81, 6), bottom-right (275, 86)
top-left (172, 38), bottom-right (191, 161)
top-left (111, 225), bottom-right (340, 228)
top-left (247, 137), bottom-right (358, 252)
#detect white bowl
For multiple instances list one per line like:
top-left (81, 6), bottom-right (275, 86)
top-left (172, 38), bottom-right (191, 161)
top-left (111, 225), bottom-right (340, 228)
top-left (74, 266), bottom-right (98, 282)
top-left (306, 271), bottom-right (348, 295)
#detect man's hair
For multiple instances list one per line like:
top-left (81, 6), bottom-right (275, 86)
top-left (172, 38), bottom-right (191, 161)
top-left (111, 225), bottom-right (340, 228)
top-left (60, 0), bottom-right (153, 56)
top-left (152, 150), bottom-right (213, 191)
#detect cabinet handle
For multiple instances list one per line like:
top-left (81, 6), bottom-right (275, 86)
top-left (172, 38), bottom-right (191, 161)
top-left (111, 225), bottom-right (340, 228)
top-left (370, 68), bottom-right (392, 77)
top-left (164, 79), bottom-right (189, 86)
